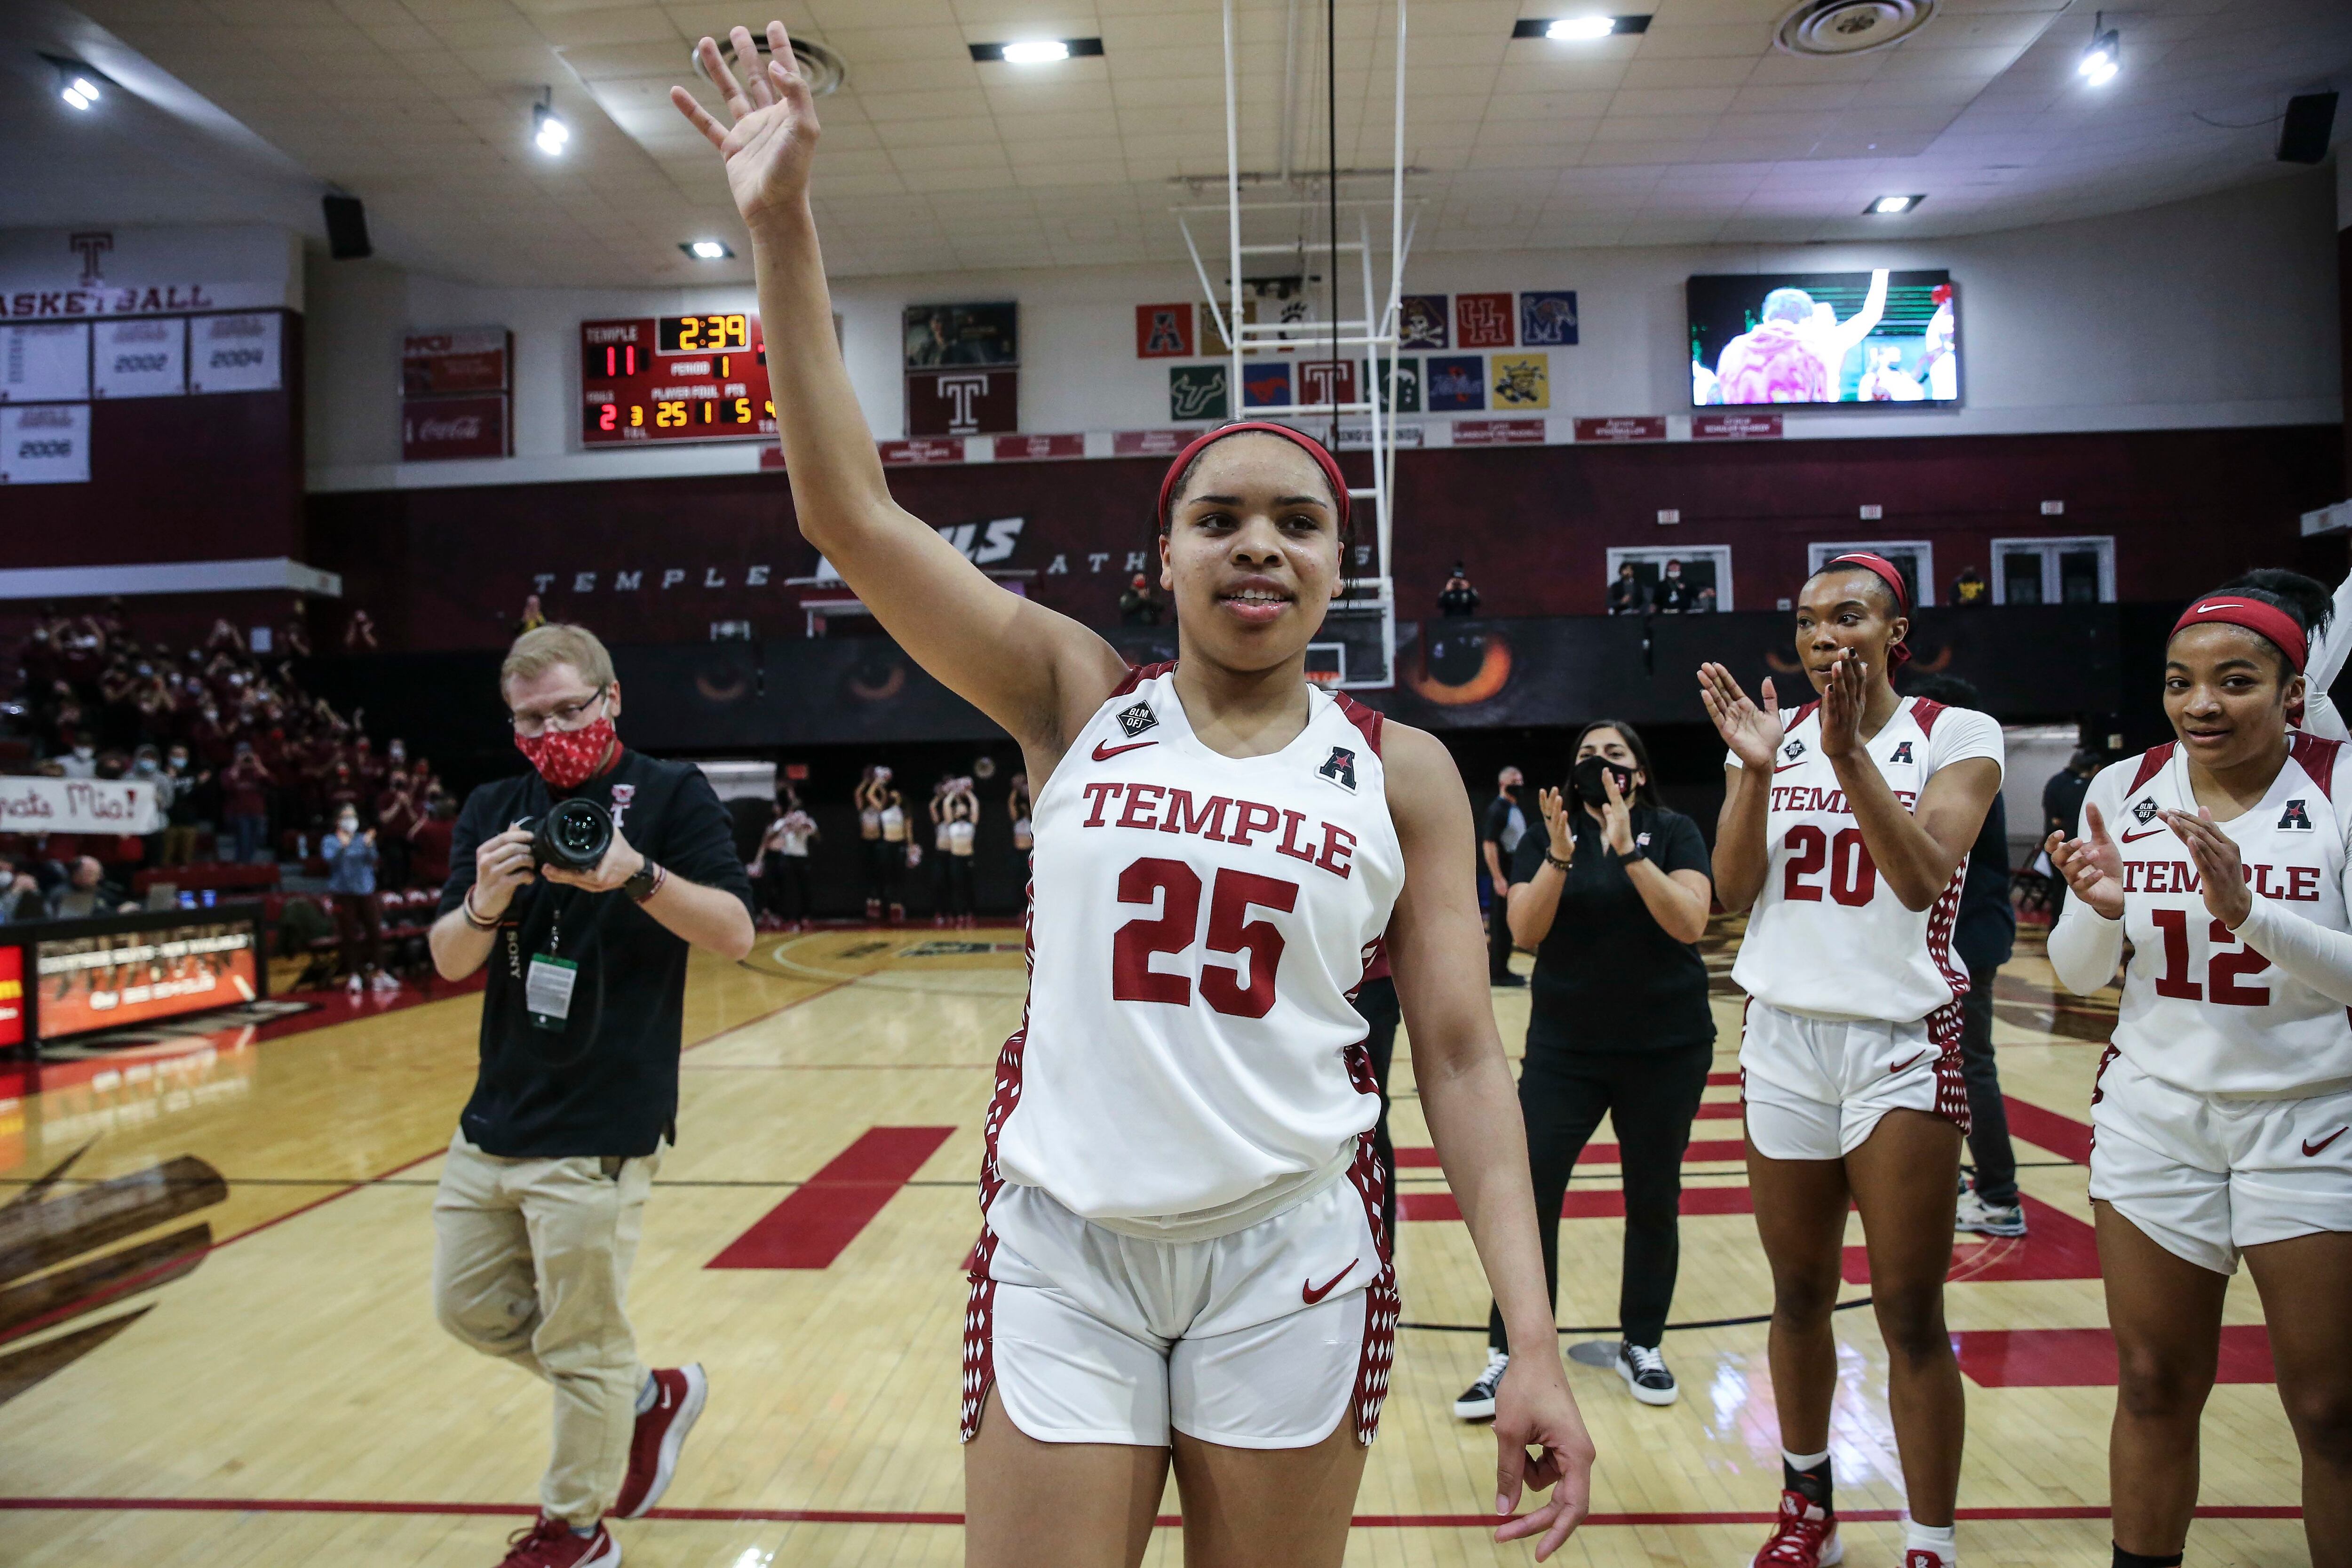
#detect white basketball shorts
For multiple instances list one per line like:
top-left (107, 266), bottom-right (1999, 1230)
top-left (1740, 998), bottom-right (1970, 1162)
top-left (2089, 1047), bottom-right (2352, 1275)
top-left (959, 1139), bottom-right (1398, 1450)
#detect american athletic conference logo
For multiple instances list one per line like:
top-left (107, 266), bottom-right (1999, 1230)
top-left (1317, 746), bottom-right (1358, 793)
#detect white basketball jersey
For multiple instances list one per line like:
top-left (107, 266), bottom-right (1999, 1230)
top-left (1730, 698), bottom-right (2004, 1025)
top-left (2089, 737), bottom-right (2352, 1096)
top-left (986, 665), bottom-right (1405, 1234)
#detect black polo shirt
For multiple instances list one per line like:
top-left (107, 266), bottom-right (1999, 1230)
top-left (1509, 803), bottom-right (1715, 1054)
top-left (439, 749), bottom-right (755, 1157)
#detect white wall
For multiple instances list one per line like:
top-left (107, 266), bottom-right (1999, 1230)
top-left (305, 167), bottom-right (2343, 494)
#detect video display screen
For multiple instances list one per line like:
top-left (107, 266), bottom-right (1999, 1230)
top-left (34, 918), bottom-right (261, 1040)
top-left (1689, 269), bottom-right (1958, 407)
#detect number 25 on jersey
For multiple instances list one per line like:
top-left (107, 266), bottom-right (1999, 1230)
top-left (1112, 857), bottom-right (1299, 1019)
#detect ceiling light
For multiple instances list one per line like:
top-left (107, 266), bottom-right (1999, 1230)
top-left (1867, 193), bottom-right (1923, 214)
top-left (969, 38), bottom-right (1104, 63)
top-left (2078, 13), bottom-right (2119, 85)
top-left (533, 90), bottom-right (569, 156)
top-left (683, 239), bottom-right (733, 261)
top-left (44, 56), bottom-right (105, 111)
top-left (1512, 16), bottom-right (1652, 39)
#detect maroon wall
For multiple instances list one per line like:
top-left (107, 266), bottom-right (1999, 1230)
top-left (7, 314), bottom-right (305, 571)
top-left (303, 422), bottom-right (2344, 651)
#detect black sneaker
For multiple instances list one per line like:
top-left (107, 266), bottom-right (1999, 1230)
top-left (1616, 1341), bottom-right (1677, 1406)
top-left (1491, 972), bottom-right (1527, 988)
top-left (1452, 1350), bottom-right (1508, 1420)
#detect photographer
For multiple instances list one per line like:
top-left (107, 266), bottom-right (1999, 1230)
top-left (1453, 719), bottom-right (1716, 1420)
top-left (426, 624), bottom-right (754, 1567)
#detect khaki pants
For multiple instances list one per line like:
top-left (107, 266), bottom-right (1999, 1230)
top-left (432, 1130), bottom-right (661, 1526)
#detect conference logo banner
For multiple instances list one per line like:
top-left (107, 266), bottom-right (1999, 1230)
top-left (1427, 355), bottom-right (1485, 412)
top-left (1135, 303), bottom-right (1195, 358)
top-left (1241, 362), bottom-right (1293, 409)
top-left (0, 777), bottom-right (162, 835)
top-left (1519, 291), bottom-right (1578, 345)
top-left (1454, 293), bottom-right (1515, 349)
top-left (1363, 358), bottom-right (1422, 413)
top-left (1397, 295), bottom-right (1449, 350)
top-left (1490, 353), bottom-right (1549, 410)
top-left (1168, 364), bottom-right (1229, 422)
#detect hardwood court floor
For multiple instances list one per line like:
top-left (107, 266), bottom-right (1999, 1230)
top-left (0, 920), bottom-right (2308, 1567)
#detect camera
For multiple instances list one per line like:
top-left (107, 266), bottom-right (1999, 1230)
top-left (518, 798), bottom-right (614, 872)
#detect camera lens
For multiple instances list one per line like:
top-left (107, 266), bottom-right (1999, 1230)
top-left (531, 798), bottom-right (613, 871)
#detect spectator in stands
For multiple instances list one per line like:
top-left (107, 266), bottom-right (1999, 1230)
top-left (0, 855), bottom-right (37, 923)
top-left (1118, 573), bottom-right (1164, 626)
top-left (1439, 562), bottom-right (1481, 617)
top-left (517, 592), bottom-right (548, 635)
top-left (1608, 563), bottom-right (1646, 616)
top-left (1952, 565), bottom-right (1990, 607)
top-left (410, 793), bottom-right (457, 891)
top-left (323, 805), bottom-right (393, 995)
top-left (1692, 585), bottom-right (1717, 614)
top-left (58, 737), bottom-right (97, 778)
top-left (161, 743), bottom-right (210, 867)
top-left (47, 856), bottom-right (130, 921)
top-left (345, 608), bottom-right (380, 652)
top-left (378, 768), bottom-right (420, 891)
top-left (1651, 558), bottom-right (1695, 613)
top-left (222, 744), bottom-right (273, 864)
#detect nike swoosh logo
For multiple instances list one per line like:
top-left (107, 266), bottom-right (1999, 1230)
top-left (1773, 763), bottom-right (1804, 774)
top-left (2119, 827), bottom-right (2167, 843)
top-left (1092, 739), bottom-right (1157, 761)
top-left (1302, 1260), bottom-right (1358, 1305)
top-left (1889, 1051), bottom-right (1927, 1075)
top-left (2304, 1127), bottom-right (2348, 1157)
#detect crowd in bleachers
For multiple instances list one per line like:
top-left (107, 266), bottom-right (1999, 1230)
top-left (1, 601), bottom-right (457, 968)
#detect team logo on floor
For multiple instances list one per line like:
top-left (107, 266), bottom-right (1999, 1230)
top-left (1117, 701), bottom-right (1159, 738)
top-left (1887, 741), bottom-right (1914, 764)
top-left (2132, 797), bottom-right (2161, 826)
top-left (2280, 797), bottom-right (2313, 830)
top-left (1317, 746), bottom-right (1358, 793)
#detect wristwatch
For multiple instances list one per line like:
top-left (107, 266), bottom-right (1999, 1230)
top-left (1614, 843), bottom-right (1647, 868)
top-left (622, 859), bottom-right (664, 903)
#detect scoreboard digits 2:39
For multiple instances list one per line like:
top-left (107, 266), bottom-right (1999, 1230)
top-left (580, 314), bottom-right (775, 445)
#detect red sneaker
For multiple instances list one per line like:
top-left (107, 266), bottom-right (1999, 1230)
top-left (612, 1363), bottom-right (707, 1519)
top-left (1752, 1489), bottom-right (1842, 1567)
top-left (496, 1514), bottom-right (618, 1568)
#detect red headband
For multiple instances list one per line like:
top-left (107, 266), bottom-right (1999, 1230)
top-left (1155, 422), bottom-right (1351, 535)
top-left (1823, 552), bottom-right (1914, 667)
top-left (2171, 596), bottom-right (2308, 673)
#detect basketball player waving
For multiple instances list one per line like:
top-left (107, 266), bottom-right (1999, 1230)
top-left (2047, 572), bottom-right (2352, 1568)
top-left (1699, 556), bottom-right (2004, 1568)
top-left (675, 25), bottom-right (1594, 1566)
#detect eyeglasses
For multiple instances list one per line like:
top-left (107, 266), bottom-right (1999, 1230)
top-left (509, 685), bottom-right (609, 737)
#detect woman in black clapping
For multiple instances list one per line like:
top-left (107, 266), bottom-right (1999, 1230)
top-left (1453, 718), bottom-right (1717, 1419)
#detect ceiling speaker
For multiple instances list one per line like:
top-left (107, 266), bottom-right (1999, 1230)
top-left (323, 195), bottom-right (371, 260)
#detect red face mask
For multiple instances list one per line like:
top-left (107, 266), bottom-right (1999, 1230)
top-left (514, 715), bottom-right (618, 791)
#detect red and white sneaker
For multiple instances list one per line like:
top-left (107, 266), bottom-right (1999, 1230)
top-left (612, 1363), bottom-right (707, 1519)
top-left (496, 1514), bottom-right (619, 1568)
top-left (1752, 1489), bottom-right (1842, 1567)
top-left (1904, 1550), bottom-right (1955, 1568)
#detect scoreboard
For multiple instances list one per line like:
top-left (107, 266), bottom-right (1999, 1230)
top-left (580, 313), bottom-right (775, 445)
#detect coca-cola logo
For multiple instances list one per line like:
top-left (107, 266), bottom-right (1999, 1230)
top-left (418, 415), bottom-right (483, 441)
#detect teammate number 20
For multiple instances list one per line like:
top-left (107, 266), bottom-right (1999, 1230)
top-left (1783, 825), bottom-right (1879, 907)
top-left (1112, 858), bottom-right (1300, 1019)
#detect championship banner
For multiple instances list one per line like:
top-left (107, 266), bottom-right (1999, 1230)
top-left (0, 225), bottom-right (301, 320)
top-left (0, 776), bottom-right (164, 835)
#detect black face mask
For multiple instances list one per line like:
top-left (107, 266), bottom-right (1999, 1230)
top-left (1571, 754), bottom-right (1635, 809)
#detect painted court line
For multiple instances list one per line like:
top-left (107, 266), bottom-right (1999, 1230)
top-left (707, 1126), bottom-right (957, 1269)
top-left (0, 1497), bottom-right (2301, 1526)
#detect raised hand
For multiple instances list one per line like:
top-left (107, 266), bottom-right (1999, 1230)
top-left (2045, 801), bottom-right (2125, 921)
top-left (1538, 786), bottom-right (1573, 864)
top-left (1817, 650), bottom-right (1867, 758)
top-left (1697, 662), bottom-right (1784, 773)
top-left (1491, 1354), bottom-right (1597, 1561)
top-left (1598, 766), bottom-right (1635, 856)
top-left (2158, 807), bottom-right (2252, 928)
top-left (671, 23), bottom-right (821, 229)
